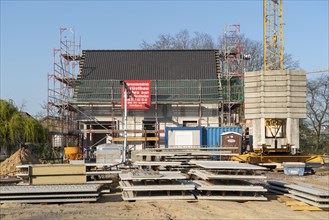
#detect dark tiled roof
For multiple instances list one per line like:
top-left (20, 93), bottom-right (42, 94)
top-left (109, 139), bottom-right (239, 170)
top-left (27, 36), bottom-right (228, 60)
top-left (80, 50), bottom-right (219, 80)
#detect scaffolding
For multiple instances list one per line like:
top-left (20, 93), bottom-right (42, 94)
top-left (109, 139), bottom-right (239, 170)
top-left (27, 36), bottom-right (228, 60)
top-left (47, 28), bottom-right (81, 152)
top-left (220, 24), bottom-right (244, 126)
top-left (74, 79), bottom-right (222, 149)
top-left (44, 30), bottom-right (239, 151)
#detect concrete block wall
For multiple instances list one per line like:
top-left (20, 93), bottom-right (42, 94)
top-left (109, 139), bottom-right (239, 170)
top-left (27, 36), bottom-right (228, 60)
top-left (244, 70), bottom-right (306, 119)
top-left (244, 70), bottom-right (306, 149)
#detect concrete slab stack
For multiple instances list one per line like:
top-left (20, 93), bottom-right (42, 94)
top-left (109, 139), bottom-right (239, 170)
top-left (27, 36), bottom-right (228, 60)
top-left (267, 180), bottom-right (329, 208)
top-left (132, 148), bottom-right (238, 171)
top-left (189, 161), bottom-right (267, 201)
top-left (0, 184), bottom-right (103, 204)
top-left (119, 171), bottom-right (195, 201)
top-left (132, 161), bottom-right (184, 171)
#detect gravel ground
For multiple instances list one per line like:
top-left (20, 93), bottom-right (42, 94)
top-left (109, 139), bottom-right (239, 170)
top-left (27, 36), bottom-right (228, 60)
top-left (1, 168), bottom-right (328, 220)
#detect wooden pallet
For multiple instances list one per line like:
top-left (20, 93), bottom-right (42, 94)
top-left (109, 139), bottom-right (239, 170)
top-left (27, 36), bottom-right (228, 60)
top-left (277, 195), bottom-right (323, 211)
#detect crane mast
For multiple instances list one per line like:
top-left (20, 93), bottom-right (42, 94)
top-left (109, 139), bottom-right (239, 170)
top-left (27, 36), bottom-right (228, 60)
top-left (264, 0), bottom-right (284, 70)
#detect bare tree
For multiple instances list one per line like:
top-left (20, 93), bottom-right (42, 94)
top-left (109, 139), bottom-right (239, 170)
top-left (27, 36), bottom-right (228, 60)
top-left (219, 35), bottom-right (300, 71)
top-left (34, 102), bottom-right (48, 120)
top-left (240, 36), bottom-right (263, 71)
top-left (306, 74), bottom-right (329, 152)
top-left (172, 29), bottom-right (190, 49)
top-left (18, 99), bottom-right (27, 112)
top-left (190, 32), bottom-right (215, 49)
top-left (141, 30), bottom-right (299, 71)
top-left (140, 30), bottom-right (215, 50)
top-left (140, 34), bottom-right (174, 49)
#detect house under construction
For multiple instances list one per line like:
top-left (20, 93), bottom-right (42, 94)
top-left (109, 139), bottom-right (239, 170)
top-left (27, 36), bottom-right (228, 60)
top-left (47, 27), bottom-right (244, 153)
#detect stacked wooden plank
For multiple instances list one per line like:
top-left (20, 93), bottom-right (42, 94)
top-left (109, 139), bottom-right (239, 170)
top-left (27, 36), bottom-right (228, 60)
top-left (189, 161), bottom-right (267, 201)
top-left (119, 171), bottom-right (195, 201)
top-left (267, 180), bottom-right (329, 209)
top-left (0, 184), bottom-right (103, 204)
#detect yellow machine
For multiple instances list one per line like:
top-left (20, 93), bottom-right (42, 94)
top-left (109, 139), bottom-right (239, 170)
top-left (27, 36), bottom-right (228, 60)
top-left (64, 146), bottom-right (83, 160)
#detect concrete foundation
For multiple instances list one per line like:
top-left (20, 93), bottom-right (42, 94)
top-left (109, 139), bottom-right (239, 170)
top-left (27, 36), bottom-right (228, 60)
top-left (244, 70), bottom-right (306, 150)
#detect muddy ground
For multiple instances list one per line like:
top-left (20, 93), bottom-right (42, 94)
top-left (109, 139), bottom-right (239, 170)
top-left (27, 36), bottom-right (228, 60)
top-left (1, 168), bottom-right (328, 220)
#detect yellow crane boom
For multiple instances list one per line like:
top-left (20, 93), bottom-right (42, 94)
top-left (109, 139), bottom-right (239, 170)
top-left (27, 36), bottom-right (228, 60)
top-left (264, 0), bottom-right (284, 71)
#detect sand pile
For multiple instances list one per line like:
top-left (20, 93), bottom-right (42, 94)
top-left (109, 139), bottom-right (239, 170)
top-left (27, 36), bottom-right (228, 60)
top-left (0, 148), bottom-right (40, 177)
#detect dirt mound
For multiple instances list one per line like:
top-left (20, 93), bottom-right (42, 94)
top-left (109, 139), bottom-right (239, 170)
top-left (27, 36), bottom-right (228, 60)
top-left (0, 148), bottom-right (40, 177)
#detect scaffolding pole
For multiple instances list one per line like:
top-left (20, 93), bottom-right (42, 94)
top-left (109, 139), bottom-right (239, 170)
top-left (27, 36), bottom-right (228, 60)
top-left (47, 27), bottom-right (81, 161)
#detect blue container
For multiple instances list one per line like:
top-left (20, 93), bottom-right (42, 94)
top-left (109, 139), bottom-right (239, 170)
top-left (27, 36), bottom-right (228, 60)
top-left (165, 127), bottom-right (204, 147)
top-left (203, 127), bottom-right (242, 147)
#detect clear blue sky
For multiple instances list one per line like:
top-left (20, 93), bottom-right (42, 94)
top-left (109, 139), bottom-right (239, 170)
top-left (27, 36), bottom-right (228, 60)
top-left (1, 0), bottom-right (328, 115)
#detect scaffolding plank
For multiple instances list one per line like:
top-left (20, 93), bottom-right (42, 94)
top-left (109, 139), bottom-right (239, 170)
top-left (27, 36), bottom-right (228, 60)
top-left (286, 184), bottom-right (329, 197)
top-left (197, 195), bottom-right (267, 201)
top-left (0, 197), bottom-right (98, 204)
top-left (295, 182), bottom-right (329, 192)
top-left (119, 172), bottom-right (187, 181)
top-left (136, 152), bottom-right (175, 157)
top-left (136, 151), bottom-right (235, 157)
top-left (286, 194), bottom-right (329, 208)
top-left (119, 181), bottom-right (195, 191)
top-left (189, 169), bottom-right (266, 180)
top-left (0, 193), bottom-right (99, 199)
top-left (85, 163), bottom-right (119, 167)
top-left (86, 171), bottom-right (121, 175)
top-left (190, 152), bottom-right (238, 156)
top-left (189, 161), bottom-right (267, 170)
top-left (113, 137), bottom-right (159, 142)
top-left (133, 161), bottom-right (182, 166)
top-left (87, 180), bottom-right (113, 184)
top-left (267, 180), bottom-right (329, 196)
top-left (288, 190), bottom-right (329, 202)
top-left (0, 184), bottom-right (102, 194)
top-left (122, 191), bottom-right (195, 201)
top-left (206, 175), bottom-right (266, 180)
top-left (193, 180), bottom-right (266, 192)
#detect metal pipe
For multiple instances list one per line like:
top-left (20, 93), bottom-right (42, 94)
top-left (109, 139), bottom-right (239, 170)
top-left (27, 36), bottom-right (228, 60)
top-left (123, 86), bottom-right (128, 163)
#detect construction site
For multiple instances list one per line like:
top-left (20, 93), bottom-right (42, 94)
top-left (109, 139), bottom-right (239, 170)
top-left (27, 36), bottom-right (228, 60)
top-left (1, 0), bottom-right (328, 219)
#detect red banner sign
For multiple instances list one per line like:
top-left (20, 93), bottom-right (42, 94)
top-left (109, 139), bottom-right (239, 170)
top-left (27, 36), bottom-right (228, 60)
top-left (121, 80), bottom-right (151, 110)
